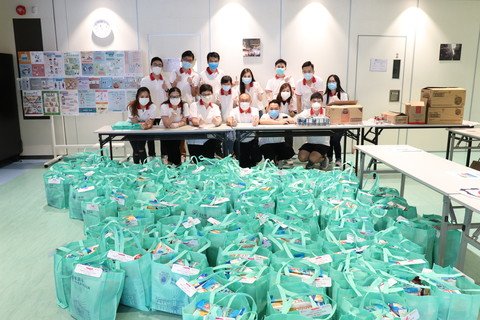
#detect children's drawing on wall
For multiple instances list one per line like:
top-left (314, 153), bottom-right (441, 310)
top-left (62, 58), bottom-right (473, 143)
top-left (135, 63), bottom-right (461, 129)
top-left (439, 43), bottom-right (462, 61)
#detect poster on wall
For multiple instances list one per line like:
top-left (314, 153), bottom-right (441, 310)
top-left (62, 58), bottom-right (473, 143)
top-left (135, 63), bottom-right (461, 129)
top-left (44, 52), bottom-right (65, 77)
top-left (93, 51), bottom-right (108, 76)
top-left (22, 90), bottom-right (43, 116)
top-left (32, 64), bottom-right (45, 77)
top-left (19, 64), bottom-right (32, 77)
top-left (18, 78), bottom-right (30, 91)
top-left (439, 43), bottom-right (462, 61)
top-left (125, 90), bottom-right (137, 104)
top-left (106, 51), bottom-right (125, 76)
top-left (60, 90), bottom-right (79, 115)
top-left (31, 51), bottom-right (45, 77)
top-left (77, 77), bottom-right (90, 90)
top-left (108, 91), bottom-right (126, 112)
top-left (78, 90), bottom-right (96, 113)
top-left (64, 52), bottom-right (81, 76)
top-left (81, 51), bottom-right (94, 76)
top-left (17, 51), bottom-right (31, 65)
top-left (64, 78), bottom-right (78, 90)
top-left (125, 51), bottom-right (142, 75)
top-left (42, 91), bottom-right (61, 115)
top-left (95, 89), bottom-right (109, 113)
top-left (242, 38), bottom-right (261, 57)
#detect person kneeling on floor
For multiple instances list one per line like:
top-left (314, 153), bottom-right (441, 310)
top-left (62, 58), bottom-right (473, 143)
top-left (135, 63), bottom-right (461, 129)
top-left (296, 92), bottom-right (330, 170)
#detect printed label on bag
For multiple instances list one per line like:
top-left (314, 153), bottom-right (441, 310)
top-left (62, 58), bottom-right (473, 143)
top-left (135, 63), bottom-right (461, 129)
top-left (212, 197), bottom-right (230, 205)
top-left (396, 215), bottom-right (409, 222)
top-left (84, 171), bottom-right (95, 177)
top-left (86, 203), bottom-right (99, 212)
top-left (159, 201), bottom-right (179, 207)
top-left (299, 304), bottom-right (333, 317)
top-left (182, 217), bottom-right (201, 229)
top-left (176, 277), bottom-right (197, 297)
top-left (192, 166), bottom-right (205, 174)
top-left (314, 276), bottom-right (332, 287)
top-left (207, 217), bottom-right (221, 225)
top-left (172, 264), bottom-right (200, 276)
top-left (215, 317), bottom-right (235, 320)
top-left (402, 309), bottom-right (420, 320)
top-left (396, 259), bottom-right (426, 266)
top-left (239, 276), bottom-right (257, 284)
top-left (107, 250), bottom-right (134, 262)
top-left (304, 254), bottom-right (333, 265)
top-left (256, 213), bottom-right (268, 225)
top-left (78, 185), bottom-right (95, 193)
top-left (74, 264), bottom-right (103, 278)
top-left (48, 177), bottom-right (62, 184)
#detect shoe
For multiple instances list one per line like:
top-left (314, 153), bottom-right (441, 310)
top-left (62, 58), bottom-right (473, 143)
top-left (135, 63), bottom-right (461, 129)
top-left (277, 160), bottom-right (284, 169)
top-left (305, 161), bottom-right (315, 169)
top-left (320, 157), bottom-right (329, 170)
top-left (335, 160), bottom-right (342, 167)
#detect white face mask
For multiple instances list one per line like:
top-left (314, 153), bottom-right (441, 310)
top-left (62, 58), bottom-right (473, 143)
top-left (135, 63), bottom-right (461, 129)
top-left (139, 97), bottom-right (149, 106)
top-left (201, 95), bottom-right (213, 104)
top-left (170, 97), bottom-right (181, 106)
top-left (311, 102), bottom-right (322, 111)
top-left (152, 66), bottom-right (162, 75)
top-left (240, 102), bottom-right (250, 111)
top-left (280, 91), bottom-right (291, 100)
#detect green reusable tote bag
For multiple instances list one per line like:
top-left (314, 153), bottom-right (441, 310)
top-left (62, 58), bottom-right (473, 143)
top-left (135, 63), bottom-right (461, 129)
top-left (81, 197), bottom-right (118, 230)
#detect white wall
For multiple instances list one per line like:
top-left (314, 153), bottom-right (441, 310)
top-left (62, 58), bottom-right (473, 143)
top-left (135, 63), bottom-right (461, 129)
top-left (1, 0), bottom-right (480, 155)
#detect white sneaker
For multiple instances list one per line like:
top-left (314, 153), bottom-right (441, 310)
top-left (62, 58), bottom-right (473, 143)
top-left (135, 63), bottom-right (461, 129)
top-left (335, 160), bottom-right (342, 167)
top-left (320, 157), bottom-right (329, 170)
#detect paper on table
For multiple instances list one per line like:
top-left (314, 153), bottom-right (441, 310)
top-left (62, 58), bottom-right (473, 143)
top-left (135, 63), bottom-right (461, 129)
top-left (449, 171), bottom-right (480, 179)
top-left (459, 188), bottom-right (480, 198)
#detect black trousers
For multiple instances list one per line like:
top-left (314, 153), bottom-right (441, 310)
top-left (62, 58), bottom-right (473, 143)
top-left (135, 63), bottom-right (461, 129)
top-left (147, 118), bottom-right (161, 157)
top-left (260, 142), bottom-right (295, 162)
top-left (161, 140), bottom-right (182, 165)
top-left (130, 140), bottom-right (147, 164)
top-left (327, 130), bottom-right (345, 161)
top-left (188, 139), bottom-right (219, 162)
top-left (235, 139), bottom-right (262, 168)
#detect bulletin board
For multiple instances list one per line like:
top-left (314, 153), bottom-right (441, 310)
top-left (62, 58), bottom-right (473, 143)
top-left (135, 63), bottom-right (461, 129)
top-left (17, 50), bottom-right (143, 117)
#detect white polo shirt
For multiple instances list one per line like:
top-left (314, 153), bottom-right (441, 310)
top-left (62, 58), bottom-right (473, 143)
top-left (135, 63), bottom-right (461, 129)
top-left (173, 68), bottom-right (201, 104)
top-left (297, 109), bottom-right (330, 146)
top-left (295, 76), bottom-right (325, 110)
top-left (187, 101), bottom-right (221, 145)
top-left (128, 103), bottom-right (157, 122)
top-left (234, 81), bottom-right (265, 111)
top-left (140, 74), bottom-right (170, 118)
top-left (258, 112), bottom-right (289, 146)
top-left (265, 75), bottom-right (296, 97)
top-left (199, 67), bottom-right (225, 98)
top-left (160, 102), bottom-right (188, 123)
top-left (219, 88), bottom-right (237, 122)
top-left (324, 92), bottom-right (349, 105)
top-left (229, 106), bottom-right (259, 143)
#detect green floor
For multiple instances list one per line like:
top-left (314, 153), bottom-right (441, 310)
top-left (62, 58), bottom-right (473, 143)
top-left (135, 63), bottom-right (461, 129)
top-left (0, 153), bottom-right (479, 319)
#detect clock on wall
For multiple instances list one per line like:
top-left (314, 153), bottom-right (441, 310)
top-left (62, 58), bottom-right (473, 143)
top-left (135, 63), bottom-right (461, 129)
top-left (92, 19), bottom-right (112, 39)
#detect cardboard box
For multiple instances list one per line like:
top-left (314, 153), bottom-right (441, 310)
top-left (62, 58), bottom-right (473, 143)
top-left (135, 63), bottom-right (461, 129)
top-left (326, 105), bottom-right (363, 124)
top-left (427, 107), bottom-right (464, 125)
top-left (421, 87), bottom-right (466, 108)
top-left (404, 101), bottom-right (426, 124)
top-left (382, 111), bottom-right (408, 124)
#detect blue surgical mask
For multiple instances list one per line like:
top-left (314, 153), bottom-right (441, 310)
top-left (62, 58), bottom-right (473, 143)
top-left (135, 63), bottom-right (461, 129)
top-left (269, 110), bottom-right (280, 119)
top-left (222, 85), bottom-right (231, 92)
top-left (208, 62), bottom-right (219, 70)
top-left (242, 77), bottom-right (252, 85)
top-left (275, 68), bottom-right (285, 75)
top-left (328, 82), bottom-right (337, 91)
top-left (182, 61), bottom-right (192, 70)
top-left (304, 73), bottom-right (313, 81)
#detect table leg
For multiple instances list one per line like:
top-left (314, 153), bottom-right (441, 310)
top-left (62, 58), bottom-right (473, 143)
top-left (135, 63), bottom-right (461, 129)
top-left (98, 134), bottom-right (104, 157)
top-left (355, 129), bottom-right (360, 174)
top-left (438, 195), bottom-right (451, 266)
top-left (109, 136), bottom-right (114, 160)
top-left (373, 128), bottom-right (379, 170)
top-left (456, 207), bottom-right (473, 271)
top-left (400, 174), bottom-right (406, 197)
top-left (445, 131), bottom-right (452, 159)
top-left (466, 137), bottom-right (472, 166)
top-left (358, 151), bottom-right (366, 187)
top-left (448, 132), bottom-right (455, 161)
top-left (343, 130), bottom-right (347, 170)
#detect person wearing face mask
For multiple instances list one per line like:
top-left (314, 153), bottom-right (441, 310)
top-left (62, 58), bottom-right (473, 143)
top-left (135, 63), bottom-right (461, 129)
top-left (275, 82), bottom-right (297, 151)
top-left (187, 84), bottom-right (223, 161)
top-left (199, 52), bottom-right (224, 102)
top-left (258, 99), bottom-right (295, 167)
top-left (324, 74), bottom-right (349, 167)
top-left (295, 61), bottom-right (324, 112)
top-left (265, 58), bottom-right (295, 101)
top-left (219, 75), bottom-right (237, 155)
top-left (127, 87), bottom-right (157, 164)
top-left (140, 57), bottom-right (171, 158)
top-left (296, 92), bottom-right (330, 170)
top-left (172, 50), bottom-right (201, 104)
top-left (234, 68), bottom-right (265, 115)
top-left (160, 87), bottom-right (188, 166)
top-left (227, 93), bottom-right (261, 168)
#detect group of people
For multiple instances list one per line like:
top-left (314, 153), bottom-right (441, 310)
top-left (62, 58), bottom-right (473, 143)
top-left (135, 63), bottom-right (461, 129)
top-left (127, 50), bottom-right (349, 169)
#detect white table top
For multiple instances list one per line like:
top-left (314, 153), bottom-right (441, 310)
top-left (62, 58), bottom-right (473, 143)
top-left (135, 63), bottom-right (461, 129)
top-left (95, 124), bottom-right (234, 135)
top-left (447, 127), bottom-right (480, 139)
top-left (450, 193), bottom-right (480, 213)
top-left (355, 144), bottom-right (480, 195)
top-left (363, 119), bottom-right (478, 129)
top-left (234, 123), bottom-right (363, 131)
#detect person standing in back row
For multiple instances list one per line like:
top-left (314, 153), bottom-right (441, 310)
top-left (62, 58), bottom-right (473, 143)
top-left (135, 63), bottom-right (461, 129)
top-left (199, 52), bottom-right (224, 102)
top-left (140, 57), bottom-right (171, 158)
top-left (323, 74), bottom-right (349, 167)
top-left (295, 61), bottom-right (324, 112)
top-left (234, 68), bottom-right (265, 115)
top-left (265, 58), bottom-right (295, 101)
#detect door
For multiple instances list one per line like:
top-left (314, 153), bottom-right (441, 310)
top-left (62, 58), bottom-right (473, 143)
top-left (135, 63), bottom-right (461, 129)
top-left (354, 35), bottom-right (407, 144)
